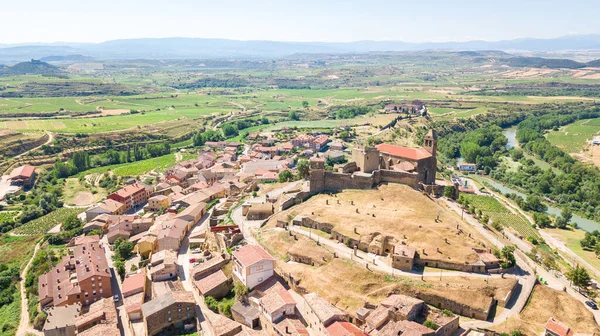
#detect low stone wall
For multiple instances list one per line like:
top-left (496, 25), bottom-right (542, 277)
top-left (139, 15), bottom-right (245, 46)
top-left (415, 292), bottom-right (494, 321)
top-left (496, 280), bottom-right (518, 308)
top-left (415, 257), bottom-right (486, 273)
top-left (377, 169), bottom-right (421, 189)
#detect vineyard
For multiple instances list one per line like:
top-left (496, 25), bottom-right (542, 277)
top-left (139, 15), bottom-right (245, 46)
top-left (462, 194), bottom-right (541, 239)
top-left (12, 208), bottom-right (83, 235)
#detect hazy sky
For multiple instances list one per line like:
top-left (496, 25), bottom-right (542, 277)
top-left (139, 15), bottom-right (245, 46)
top-left (3, 0), bottom-right (599, 44)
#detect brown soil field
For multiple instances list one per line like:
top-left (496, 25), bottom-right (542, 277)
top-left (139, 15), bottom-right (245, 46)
top-left (71, 191), bottom-right (95, 206)
top-left (267, 184), bottom-right (491, 263)
top-left (492, 284), bottom-right (599, 335)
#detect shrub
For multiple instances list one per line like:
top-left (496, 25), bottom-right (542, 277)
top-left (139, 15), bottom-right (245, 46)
top-left (423, 320), bottom-right (438, 330)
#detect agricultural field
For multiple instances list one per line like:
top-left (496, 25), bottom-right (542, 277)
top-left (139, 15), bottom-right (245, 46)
top-left (461, 194), bottom-right (541, 239)
top-left (543, 227), bottom-right (600, 273)
top-left (12, 208), bottom-right (83, 235)
top-left (546, 118), bottom-right (600, 153)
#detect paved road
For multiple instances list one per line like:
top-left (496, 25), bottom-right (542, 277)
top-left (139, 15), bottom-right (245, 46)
top-left (100, 236), bottom-right (131, 336)
top-left (16, 241), bottom-right (43, 336)
top-left (176, 211), bottom-right (215, 336)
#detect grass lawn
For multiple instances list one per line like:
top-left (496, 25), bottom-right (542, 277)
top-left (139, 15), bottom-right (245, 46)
top-left (543, 227), bottom-right (600, 273)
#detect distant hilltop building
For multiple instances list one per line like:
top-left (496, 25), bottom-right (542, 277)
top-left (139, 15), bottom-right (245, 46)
top-left (309, 129), bottom-right (443, 195)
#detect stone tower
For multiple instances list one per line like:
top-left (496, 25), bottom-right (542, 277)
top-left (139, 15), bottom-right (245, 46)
top-left (309, 157), bottom-right (325, 194)
top-left (351, 147), bottom-right (380, 173)
top-left (423, 129), bottom-right (437, 156)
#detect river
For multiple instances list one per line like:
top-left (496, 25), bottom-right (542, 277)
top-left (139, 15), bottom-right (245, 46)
top-left (481, 128), bottom-right (600, 232)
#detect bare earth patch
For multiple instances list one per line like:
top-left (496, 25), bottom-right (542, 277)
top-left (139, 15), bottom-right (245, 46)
top-left (72, 191), bottom-right (95, 206)
top-left (492, 284), bottom-right (599, 335)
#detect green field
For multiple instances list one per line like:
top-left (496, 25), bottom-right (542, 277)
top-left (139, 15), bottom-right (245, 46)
top-left (12, 208), bottom-right (83, 235)
top-left (462, 194), bottom-right (541, 239)
top-left (547, 118), bottom-right (600, 153)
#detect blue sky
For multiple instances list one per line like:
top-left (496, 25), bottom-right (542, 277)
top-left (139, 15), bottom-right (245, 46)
top-left (3, 0), bottom-right (599, 43)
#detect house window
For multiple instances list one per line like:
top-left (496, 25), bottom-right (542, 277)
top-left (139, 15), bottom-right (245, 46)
top-left (186, 307), bottom-right (190, 311)
top-left (100, 289), bottom-right (103, 294)
top-left (178, 309), bottom-right (181, 312)
top-left (85, 292), bottom-right (89, 297)
top-left (258, 277), bottom-right (263, 283)
top-left (168, 318), bottom-right (172, 322)
top-left (168, 311), bottom-right (171, 315)
top-left (256, 265), bottom-right (263, 271)
top-left (77, 295), bottom-right (80, 299)
top-left (93, 291), bottom-right (96, 296)
top-left (91, 278), bottom-right (95, 282)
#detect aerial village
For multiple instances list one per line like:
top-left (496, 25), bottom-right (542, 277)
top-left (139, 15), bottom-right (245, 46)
top-left (31, 119), bottom-right (589, 336)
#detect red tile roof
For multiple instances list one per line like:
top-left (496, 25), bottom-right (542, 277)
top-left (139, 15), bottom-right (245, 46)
top-left (546, 318), bottom-right (572, 336)
top-left (122, 269), bottom-right (146, 297)
top-left (375, 144), bottom-right (432, 161)
top-left (9, 165), bottom-right (35, 179)
top-left (326, 321), bottom-right (367, 336)
top-left (112, 184), bottom-right (146, 199)
top-left (233, 245), bottom-right (275, 267)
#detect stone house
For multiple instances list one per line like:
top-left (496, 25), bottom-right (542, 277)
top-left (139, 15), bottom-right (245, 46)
top-left (301, 293), bottom-right (347, 336)
top-left (43, 304), bottom-right (80, 336)
top-left (141, 291), bottom-right (196, 336)
top-left (392, 246), bottom-right (416, 271)
top-left (148, 250), bottom-right (178, 281)
top-left (193, 270), bottom-right (230, 299)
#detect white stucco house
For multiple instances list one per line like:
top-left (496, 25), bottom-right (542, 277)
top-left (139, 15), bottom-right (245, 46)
top-left (232, 245), bottom-right (275, 289)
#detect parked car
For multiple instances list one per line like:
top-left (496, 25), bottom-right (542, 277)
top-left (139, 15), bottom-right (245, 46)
top-left (189, 258), bottom-right (196, 263)
top-left (586, 301), bottom-right (598, 310)
top-left (192, 248), bottom-right (202, 253)
top-left (113, 295), bottom-right (120, 302)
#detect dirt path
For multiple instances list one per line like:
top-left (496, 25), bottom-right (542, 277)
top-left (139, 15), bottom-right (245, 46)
top-left (16, 241), bottom-right (43, 336)
top-left (13, 131), bottom-right (53, 159)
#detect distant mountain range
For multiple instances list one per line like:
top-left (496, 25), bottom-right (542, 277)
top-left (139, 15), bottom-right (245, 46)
top-left (2, 34), bottom-right (600, 62)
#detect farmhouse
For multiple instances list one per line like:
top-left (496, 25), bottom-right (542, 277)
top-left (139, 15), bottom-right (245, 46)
top-left (107, 183), bottom-right (152, 210)
top-left (141, 290), bottom-right (196, 336)
top-left (8, 164), bottom-right (36, 187)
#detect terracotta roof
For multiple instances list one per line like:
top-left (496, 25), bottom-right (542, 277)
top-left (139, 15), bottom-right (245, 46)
top-left (260, 287), bottom-right (296, 315)
top-left (97, 199), bottom-right (125, 213)
top-left (176, 202), bottom-right (206, 220)
top-left (233, 245), bottom-right (275, 267)
top-left (9, 165), bottom-right (35, 179)
top-left (194, 270), bottom-right (228, 294)
top-left (326, 321), bottom-right (367, 336)
top-left (546, 318), bottom-right (572, 336)
top-left (375, 143), bottom-right (432, 161)
top-left (141, 291), bottom-right (195, 317)
top-left (121, 269), bottom-right (146, 297)
top-left (111, 183), bottom-right (146, 199)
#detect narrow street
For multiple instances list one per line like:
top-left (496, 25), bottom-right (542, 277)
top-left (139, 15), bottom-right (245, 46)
top-left (100, 236), bottom-right (131, 336)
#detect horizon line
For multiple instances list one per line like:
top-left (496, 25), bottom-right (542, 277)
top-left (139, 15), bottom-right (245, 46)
top-left (0, 33), bottom-right (597, 46)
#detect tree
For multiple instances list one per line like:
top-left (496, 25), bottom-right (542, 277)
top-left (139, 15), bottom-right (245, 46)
top-left (278, 170), bottom-right (294, 183)
top-left (192, 132), bottom-right (205, 146)
top-left (533, 212), bottom-right (552, 228)
top-left (114, 260), bottom-right (126, 280)
top-left (234, 282), bottom-right (249, 301)
top-left (288, 110), bottom-right (300, 121)
top-left (556, 208), bottom-right (573, 229)
top-left (566, 265), bottom-right (591, 289)
top-left (500, 245), bottom-right (516, 268)
top-left (113, 237), bottom-right (134, 261)
top-left (523, 196), bottom-right (547, 212)
top-left (443, 186), bottom-right (455, 199)
top-left (62, 214), bottom-right (81, 231)
top-left (222, 124), bottom-right (239, 137)
top-left (301, 100), bottom-right (309, 109)
top-left (297, 159), bottom-right (309, 179)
